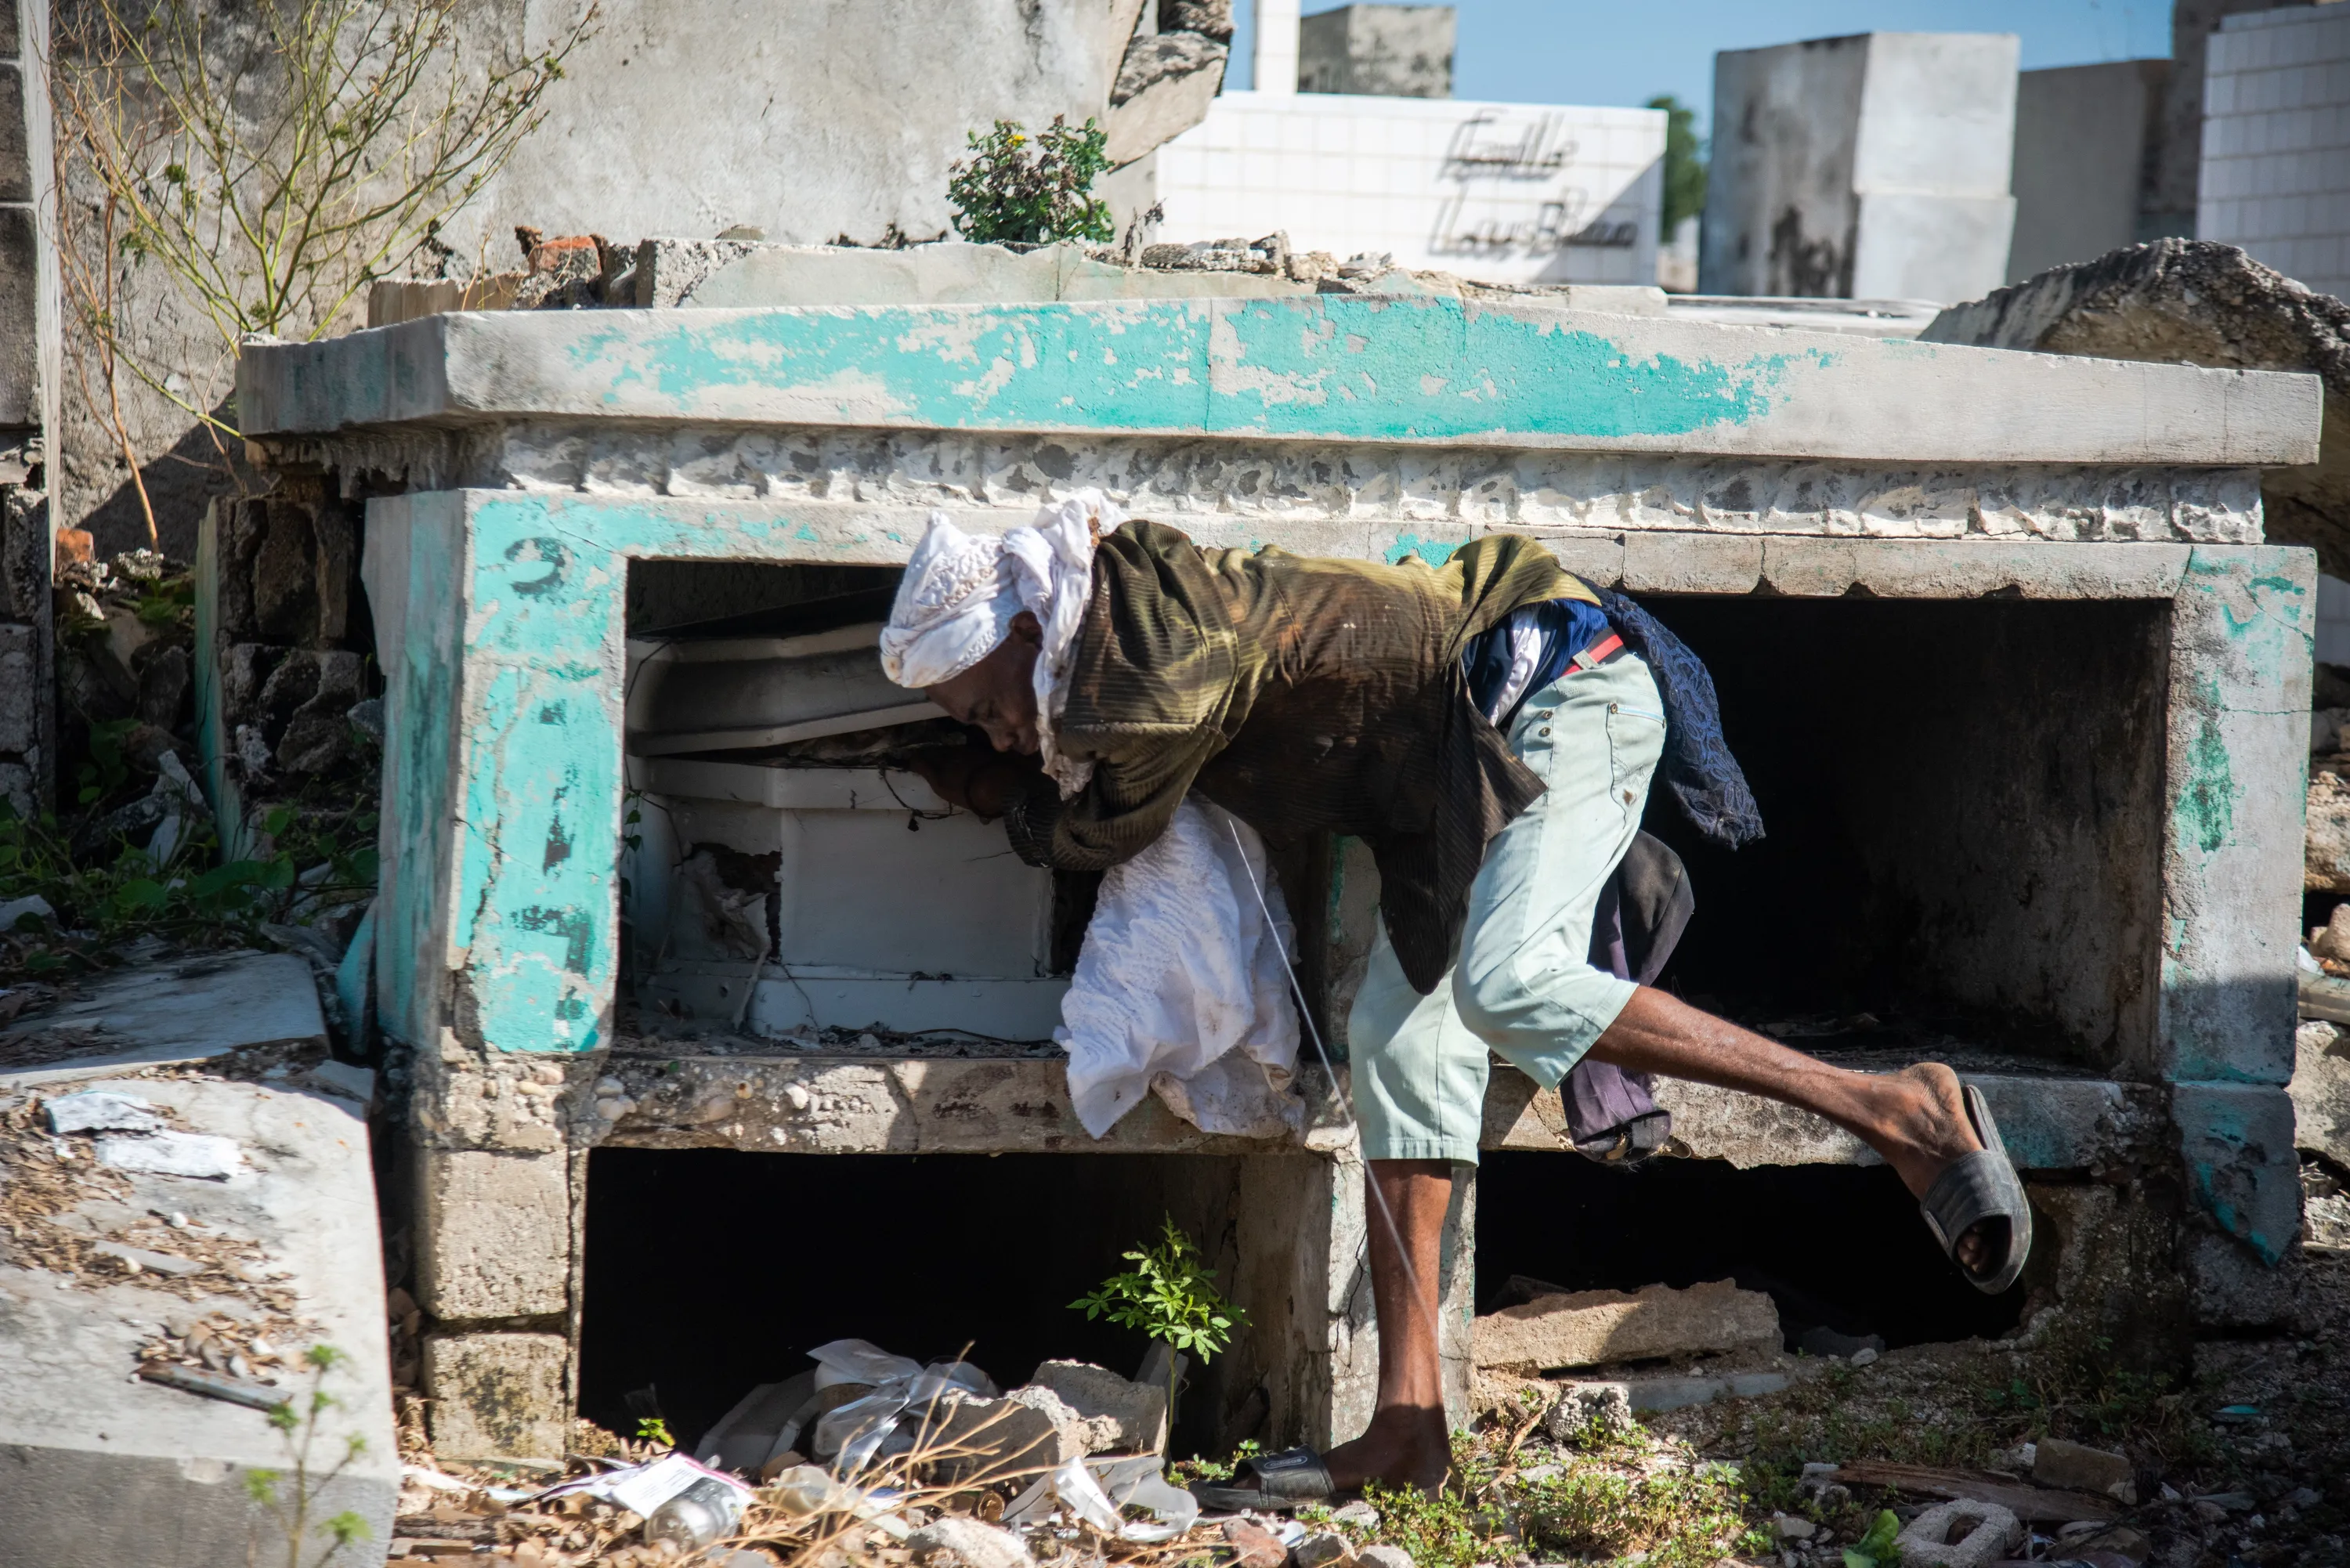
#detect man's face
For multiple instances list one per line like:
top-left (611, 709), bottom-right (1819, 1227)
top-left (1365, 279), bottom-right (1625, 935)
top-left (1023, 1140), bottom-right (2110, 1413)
top-left (925, 609), bottom-right (1043, 753)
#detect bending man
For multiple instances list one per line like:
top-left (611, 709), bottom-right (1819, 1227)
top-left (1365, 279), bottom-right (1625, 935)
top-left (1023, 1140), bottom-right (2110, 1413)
top-left (879, 499), bottom-right (2030, 1503)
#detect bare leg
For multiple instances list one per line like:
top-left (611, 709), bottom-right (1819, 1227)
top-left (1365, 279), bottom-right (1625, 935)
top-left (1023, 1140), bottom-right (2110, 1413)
top-left (1320, 1159), bottom-right (1455, 1491)
top-left (1224, 1159), bottom-right (1454, 1494)
top-left (1589, 987), bottom-right (1992, 1274)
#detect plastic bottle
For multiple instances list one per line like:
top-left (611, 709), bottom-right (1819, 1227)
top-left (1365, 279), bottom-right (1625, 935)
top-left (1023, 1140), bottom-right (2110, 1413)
top-left (645, 1476), bottom-right (746, 1552)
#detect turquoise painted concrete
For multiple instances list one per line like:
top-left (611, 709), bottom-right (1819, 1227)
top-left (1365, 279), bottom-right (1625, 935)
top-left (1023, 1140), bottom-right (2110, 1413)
top-left (561, 296), bottom-right (1822, 445)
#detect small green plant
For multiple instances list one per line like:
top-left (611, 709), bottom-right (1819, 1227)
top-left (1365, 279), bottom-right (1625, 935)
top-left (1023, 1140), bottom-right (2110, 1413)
top-left (635, 1415), bottom-right (675, 1447)
top-left (244, 1345), bottom-right (371, 1568)
top-left (946, 116), bottom-right (1115, 246)
top-left (1071, 1215), bottom-right (1248, 1428)
top-left (1843, 1508), bottom-right (1903, 1567)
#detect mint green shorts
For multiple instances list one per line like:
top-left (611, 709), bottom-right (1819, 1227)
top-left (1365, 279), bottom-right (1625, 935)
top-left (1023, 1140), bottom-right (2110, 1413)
top-left (1345, 652), bottom-right (1667, 1165)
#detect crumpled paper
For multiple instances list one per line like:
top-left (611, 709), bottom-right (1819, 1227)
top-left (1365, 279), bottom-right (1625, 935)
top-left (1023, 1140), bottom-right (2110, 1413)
top-left (1005, 1454), bottom-right (1201, 1543)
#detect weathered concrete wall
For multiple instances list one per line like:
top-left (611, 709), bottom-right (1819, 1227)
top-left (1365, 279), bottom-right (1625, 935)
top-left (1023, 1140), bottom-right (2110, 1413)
top-left (2007, 60), bottom-right (2168, 284)
top-left (248, 297), bottom-right (2320, 1454)
top-left (56, 0), bottom-right (1216, 560)
top-left (1296, 5), bottom-right (1455, 99)
top-left (1701, 32), bottom-right (2019, 303)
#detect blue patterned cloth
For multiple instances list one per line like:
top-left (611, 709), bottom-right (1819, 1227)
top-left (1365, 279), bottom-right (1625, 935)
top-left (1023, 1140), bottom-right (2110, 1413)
top-left (1593, 587), bottom-right (1766, 848)
top-left (1462, 587), bottom-right (1765, 850)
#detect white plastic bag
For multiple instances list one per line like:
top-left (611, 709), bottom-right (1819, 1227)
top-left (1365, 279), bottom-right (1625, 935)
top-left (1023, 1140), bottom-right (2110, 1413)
top-left (1058, 800), bottom-right (1302, 1139)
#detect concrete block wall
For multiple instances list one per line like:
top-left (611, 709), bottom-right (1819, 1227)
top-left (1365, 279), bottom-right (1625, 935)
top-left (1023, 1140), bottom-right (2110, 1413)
top-left (2197, 3), bottom-right (2350, 302)
top-left (1701, 31), bottom-right (2019, 303)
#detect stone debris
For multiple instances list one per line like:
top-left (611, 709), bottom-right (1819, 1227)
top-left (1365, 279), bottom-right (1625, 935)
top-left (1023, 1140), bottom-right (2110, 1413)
top-left (1291, 1528), bottom-right (1354, 1568)
top-left (1221, 1517), bottom-right (1289, 1568)
top-left (1026, 1358), bottom-right (1169, 1453)
top-left (1356, 1545), bottom-right (1415, 1568)
top-left (95, 1127), bottom-right (244, 1179)
top-left (905, 1515), bottom-right (1034, 1568)
top-left (2032, 1436), bottom-right (2136, 1502)
top-left (45, 1088), bottom-right (162, 1133)
top-left (1890, 1498), bottom-right (2023, 1568)
top-left (1471, 1277), bottom-right (1781, 1371)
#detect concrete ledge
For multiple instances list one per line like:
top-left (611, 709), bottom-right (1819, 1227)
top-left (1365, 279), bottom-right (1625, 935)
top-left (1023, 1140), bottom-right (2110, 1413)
top-left (590, 1053), bottom-right (2164, 1172)
top-left (0, 1078), bottom-right (396, 1566)
top-left (592, 1050), bottom-right (1353, 1154)
top-left (237, 297), bottom-right (2323, 466)
top-left (1483, 1067), bottom-right (2167, 1172)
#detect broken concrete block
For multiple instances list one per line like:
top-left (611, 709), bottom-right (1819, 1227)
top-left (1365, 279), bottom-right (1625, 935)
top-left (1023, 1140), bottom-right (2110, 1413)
top-left (0, 1076), bottom-right (396, 1562)
top-left (1470, 1278), bottom-right (1781, 1371)
top-left (1892, 1499), bottom-right (2023, 1568)
top-left (2033, 1436), bottom-right (2135, 1501)
top-left (421, 1331), bottom-right (569, 1460)
top-left (1105, 31), bottom-right (1228, 165)
top-left (928, 1387), bottom-right (1086, 1482)
top-left (1358, 1547), bottom-right (1415, 1568)
top-left (1028, 1359), bottom-right (1169, 1452)
top-left (414, 1147), bottom-right (571, 1320)
top-left (907, 1516), bottom-right (1035, 1568)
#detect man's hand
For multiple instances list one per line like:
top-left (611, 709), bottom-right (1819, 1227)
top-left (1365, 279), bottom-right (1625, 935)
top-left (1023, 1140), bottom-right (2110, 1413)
top-left (906, 748), bottom-right (1039, 819)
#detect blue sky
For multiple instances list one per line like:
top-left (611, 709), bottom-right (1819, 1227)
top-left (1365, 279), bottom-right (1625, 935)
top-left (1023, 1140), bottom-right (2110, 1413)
top-left (1232, 1), bottom-right (2172, 130)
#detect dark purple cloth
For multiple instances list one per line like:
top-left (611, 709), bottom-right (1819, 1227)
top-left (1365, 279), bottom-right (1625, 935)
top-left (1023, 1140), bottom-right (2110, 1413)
top-left (1557, 834), bottom-right (1691, 1164)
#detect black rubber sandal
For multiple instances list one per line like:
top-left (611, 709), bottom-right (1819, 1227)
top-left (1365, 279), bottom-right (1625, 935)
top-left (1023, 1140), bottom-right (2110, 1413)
top-left (1919, 1082), bottom-right (2034, 1295)
top-left (1190, 1447), bottom-right (1337, 1512)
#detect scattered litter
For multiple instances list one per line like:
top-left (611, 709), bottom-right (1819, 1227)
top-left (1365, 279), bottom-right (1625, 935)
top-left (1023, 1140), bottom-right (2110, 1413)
top-left (139, 1360), bottom-right (289, 1412)
top-left (646, 1474), bottom-right (750, 1552)
top-left (93, 1241), bottom-right (205, 1277)
top-left (2211, 1404), bottom-right (2263, 1424)
top-left (96, 1129), bottom-right (244, 1179)
top-left (806, 1337), bottom-right (999, 1475)
top-left (1004, 1454), bottom-right (1198, 1542)
top-left (0, 893), bottom-right (53, 932)
top-left (45, 1090), bottom-right (163, 1134)
top-left (537, 1452), bottom-right (755, 1519)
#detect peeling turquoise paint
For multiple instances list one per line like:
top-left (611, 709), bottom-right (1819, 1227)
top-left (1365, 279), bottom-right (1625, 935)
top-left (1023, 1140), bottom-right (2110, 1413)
top-left (2182, 683), bottom-right (2236, 854)
top-left (1384, 533), bottom-right (1463, 566)
top-left (560, 296), bottom-right (1813, 445)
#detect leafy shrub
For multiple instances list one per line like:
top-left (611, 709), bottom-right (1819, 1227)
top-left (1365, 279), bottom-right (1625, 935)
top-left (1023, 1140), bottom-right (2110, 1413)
top-left (947, 116), bottom-right (1115, 246)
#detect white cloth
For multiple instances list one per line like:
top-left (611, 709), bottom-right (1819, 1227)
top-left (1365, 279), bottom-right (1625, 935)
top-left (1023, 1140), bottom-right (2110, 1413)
top-left (1484, 609), bottom-right (1550, 724)
top-left (1057, 798), bottom-right (1303, 1140)
top-left (880, 493), bottom-right (1303, 1140)
top-left (878, 493), bottom-right (1115, 795)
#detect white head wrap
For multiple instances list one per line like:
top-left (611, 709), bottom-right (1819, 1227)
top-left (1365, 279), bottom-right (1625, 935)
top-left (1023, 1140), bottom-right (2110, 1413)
top-left (879, 490), bottom-right (1124, 794)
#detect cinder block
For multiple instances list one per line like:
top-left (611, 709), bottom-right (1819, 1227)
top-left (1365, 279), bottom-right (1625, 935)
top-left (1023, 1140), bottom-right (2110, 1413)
top-left (421, 1331), bottom-right (569, 1460)
top-left (414, 1147), bottom-right (571, 1320)
top-left (0, 620), bottom-right (33, 753)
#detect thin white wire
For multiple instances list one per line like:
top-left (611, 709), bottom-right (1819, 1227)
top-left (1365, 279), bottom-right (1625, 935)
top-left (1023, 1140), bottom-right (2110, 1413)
top-left (1221, 820), bottom-right (1434, 1328)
